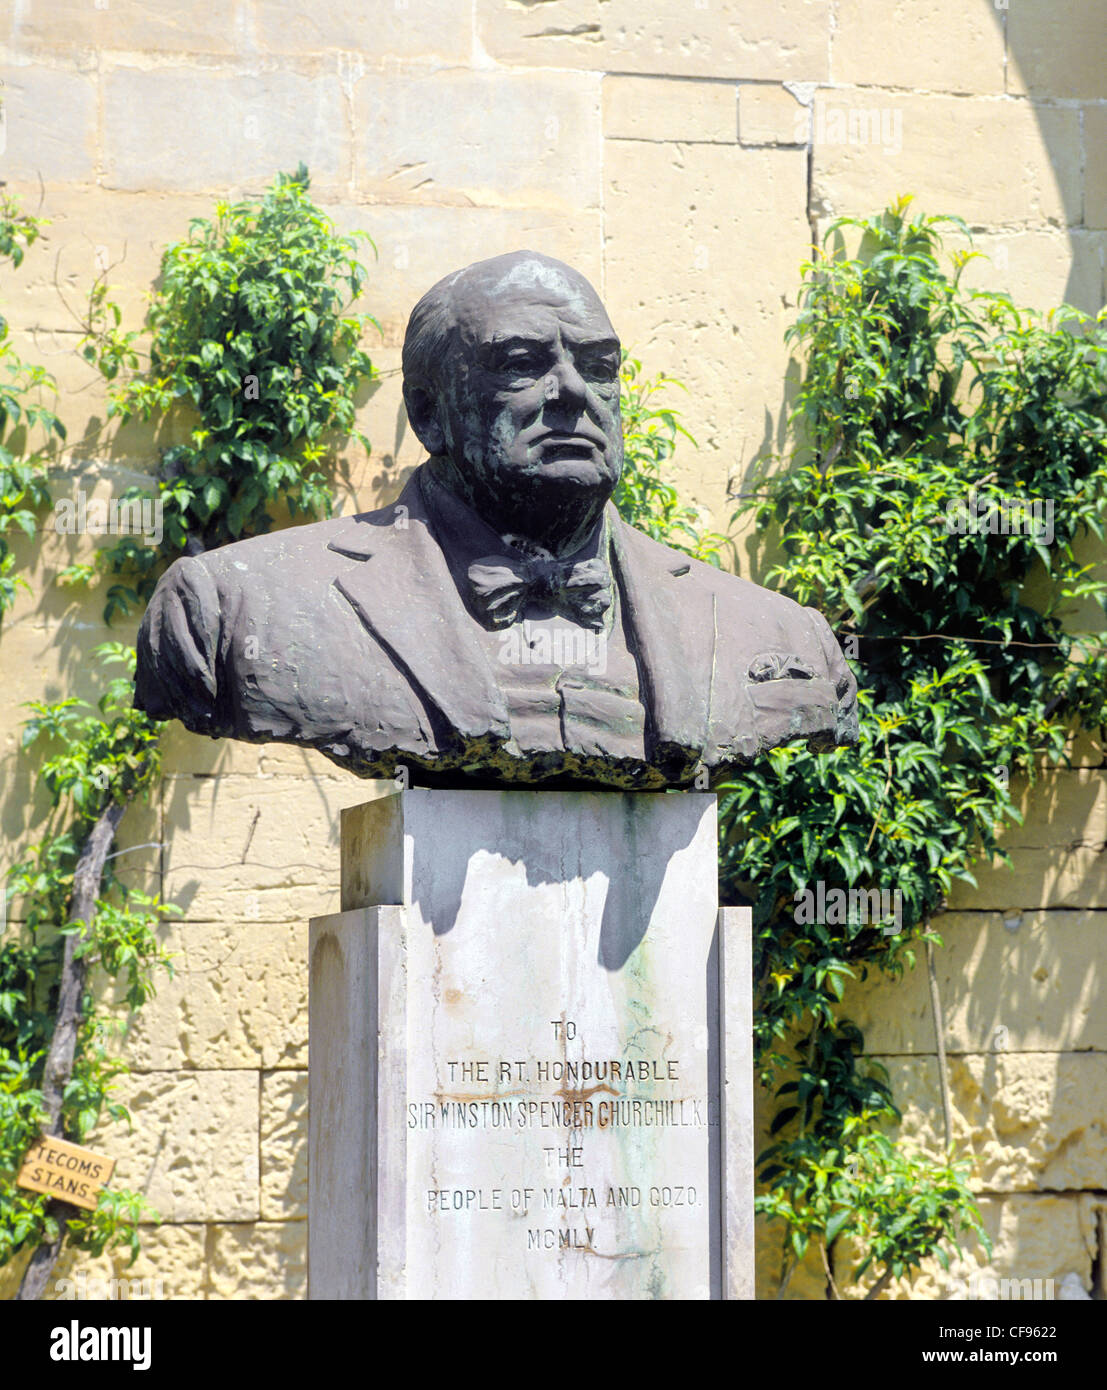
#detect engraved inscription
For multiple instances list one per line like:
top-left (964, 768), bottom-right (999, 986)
top-left (409, 1018), bottom-right (711, 1251)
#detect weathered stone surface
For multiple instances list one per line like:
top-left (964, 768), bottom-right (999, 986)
top-left (208, 1221), bottom-right (306, 1299)
top-left (844, 1194), bottom-right (1099, 1300)
top-left (253, 0), bottom-right (471, 61)
top-left (0, 63), bottom-right (97, 183)
top-left (474, 0), bottom-right (832, 82)
top-left (1001, 770), bottom-right (1107, 850)
top-left (5, 188), bottom-right (217, 331)
top-left (261, 1070), bottom-right (308, 1220)
top-left (880, 1053), bottom-right (1107, 1193)
top-left (94, 1070), bottom-right (259, 1222)
top-left (812, 92), bottom-right (1081, 228)
top-left (1084, 108), bottom-right (1107, 232)
top-left (1008, 0), bottom-right (1106, 101)
top-left (311, 790), bottom-right (743, 1300)
top-left (738, 84), bottom-right (806, 146)
top-left (101, 922), bottom-right (309, 1071)
top-left (841, 911), bottom-right (1107, 1055)
top-left (0, 1222), bottom-right (211, 1300)
top-left (322, 201), bottom-right (603, 349)
top-left (755, 1212), bottom-right (828, 1300)
top-left (103, 67), bottom-right (347, 193)
top-left (8, 0), bottom-right (239, 53)
top-left (50, 1223), bottom-right (211, 1301)
top-left (947, 847), bottom-right (1107, 911)
top-left (944, 227), bottom-right (1107, 319)
top-left (161, 773), bottom-right (370, 921)
top-left (353, 69), bottom-right (602, 211)
top-left (605, 138), bottom-right (809, 530)
top-left (604, 76), bottom-right (737, 144)
top-left (832, 0), bottom-right (1005, 95)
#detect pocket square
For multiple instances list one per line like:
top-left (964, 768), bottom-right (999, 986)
top-left (748, 652), bottom-right (816, 683)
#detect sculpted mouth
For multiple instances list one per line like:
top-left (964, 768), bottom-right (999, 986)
top-left (535, 434), bottom-right (605, 461)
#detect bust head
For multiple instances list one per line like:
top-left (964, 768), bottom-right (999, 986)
top-left (402, 251), bottom-right (624, 555)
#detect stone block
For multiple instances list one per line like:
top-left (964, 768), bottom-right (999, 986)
top-left (1085, 107), bottom-right (1107, 231)
top-left (943, 226), bottom-right (1106, 318)
top-left (253, 0), bottom-right (471, 61)
top-left (161, 772), bottom-right (372, 921)
top-left (5, 187), bottom-right (217, 332)
top-left (46, 1223), bottom-right (211, 1301)
top-left (208, 1221), bottom-right (307, 1299)
top-left (881, 1052), bottom-right (1107, 1193)
top-left (103, 921), bottom-right (309, 1071)
top-left (1001, 770), bottom-right (1107, 850)
top-left (261, 1070), bottom-right (308, 1220)
top-left (755, 1212), bottom-right (828, 1300)
top-left (95, 1070), bottom-right (259, 1222)
top-left (353, 68), bottom-right (602, 211)
top-left (738, 84), bottom-right (806, 146)
top-left (947, 846), bottom-right (1107, 910)
top-left (474, 0), bottom-right (832, 82)
top-left (311, 790), bottom-right (744, 1300)
top-left (0, 63), bottom-right (97, 183)
top-left (604, 137), bottom-right (809, 532)
top-left (103, 67), bottom-right (347, 194)
top-left (812, 92), bottom-right (1081, 228)
top-left (603, 76), bottom-right (737, 144)
top-left (1008, 0), bottom-right (1105, 101)
top-left (321, 201), bottom-right (603, 351)
top-left (832, 0), bottom-right (1006, 95)
top-left (841, 910), bottom-right (1107, 1055)
top-left (843, 1193), bottom-right (1095, 1300)
top-left (9, 0), bottom-right (238, 54)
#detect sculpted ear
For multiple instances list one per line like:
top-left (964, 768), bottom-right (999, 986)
top-left (403, 383), bottom-right (447, 457)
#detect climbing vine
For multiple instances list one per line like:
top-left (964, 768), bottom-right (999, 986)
top-left (71, 161), bottom-right (377, 616)
top-left (1, 167), bottom-right (378, 1297)
top-left (719, 198), bottom-right (1107, 1296)
top-left (0, 193), bottom-right (64, 620)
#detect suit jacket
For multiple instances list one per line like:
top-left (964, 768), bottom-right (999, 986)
top-left (134, 466), bottom-right (858, 788)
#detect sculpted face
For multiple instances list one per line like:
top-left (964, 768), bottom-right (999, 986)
top-left (417, 254), bottom-right (624, 551)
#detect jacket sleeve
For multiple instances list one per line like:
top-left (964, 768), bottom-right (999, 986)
top-left (804, 605), bottom-right (859, 750)
top-left (134, 555), bottom-right (227, 735)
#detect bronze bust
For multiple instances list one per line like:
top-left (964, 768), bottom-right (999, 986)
top-left (135, 251), bottom-right (857, 789)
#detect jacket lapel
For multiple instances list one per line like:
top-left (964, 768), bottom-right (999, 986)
top-left (609, 511), bottom-right (718, 764)
top-left (327, 473), bottom-right (511, 742)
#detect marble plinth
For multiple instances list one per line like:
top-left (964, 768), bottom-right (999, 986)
top-left (308, 787), bottom-right (752, 1300)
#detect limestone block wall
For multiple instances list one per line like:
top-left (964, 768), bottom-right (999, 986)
top-left (0, 1), bottom-right (1103, 1299)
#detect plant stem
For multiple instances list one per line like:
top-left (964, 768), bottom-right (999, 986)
top-left (16, 798), bottom-right (127, 1302)
top-left (865, 1268), bottom-right (895, 1301)
top-left (926, 933), bottom-right (954, 1155)
top-left (821, 1240), bottom-right (843, 1300)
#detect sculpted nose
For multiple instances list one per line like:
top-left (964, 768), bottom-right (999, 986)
top-left (544, 352), bottom-right (589, 415)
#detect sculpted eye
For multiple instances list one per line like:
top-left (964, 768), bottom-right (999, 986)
top-left (577, 350), bottom-right (620, 379)
top-left (504, 351), bottom-right (542, 373)
top-left (487, 342), bottom-right (548, 376)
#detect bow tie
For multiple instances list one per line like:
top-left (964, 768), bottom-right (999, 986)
top-left (467, 554), bottom-right (613, 630)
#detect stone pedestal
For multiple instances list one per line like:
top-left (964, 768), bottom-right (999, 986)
top-left (308, 787), bottom-right (752, 1300)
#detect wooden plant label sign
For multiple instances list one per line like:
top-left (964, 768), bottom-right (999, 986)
top-left (16, 1136), bottom-right (115, 1211)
